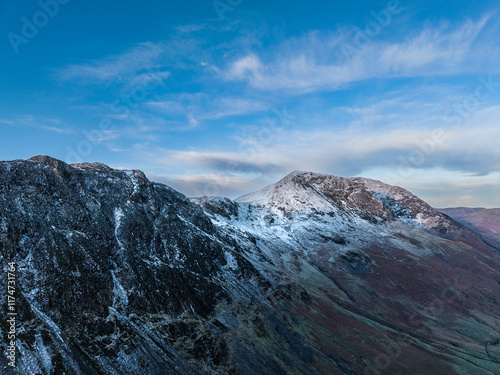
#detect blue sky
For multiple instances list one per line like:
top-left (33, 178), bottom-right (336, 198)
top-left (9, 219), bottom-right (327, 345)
top-left (1, 0), bottom-right (500, 207)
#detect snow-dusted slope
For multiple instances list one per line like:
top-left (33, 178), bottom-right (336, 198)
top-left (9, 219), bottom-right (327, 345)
top-left (235, 171), bottom-right (341, 215)
top-left (235, 171), bottom-right (479, 239)
top-left (350, 176), bottom-right (454, 231)
top-left (193, 171), bottom-right (500, 374)
top-left (197, 171), bottom-right (499, 268)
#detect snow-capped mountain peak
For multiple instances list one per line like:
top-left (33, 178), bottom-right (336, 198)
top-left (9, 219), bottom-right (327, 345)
top-left (235, 171), bottom-right (336, 214)
top-left (234, 171), bottom-right (470, 236)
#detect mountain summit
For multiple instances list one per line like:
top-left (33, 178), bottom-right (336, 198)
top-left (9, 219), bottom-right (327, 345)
top-left (1, 157), bottom-right (499, 374)
top-left (232, 171), bottom-right (489, 250)
top-left (236, 171), bottom-right (441, 226)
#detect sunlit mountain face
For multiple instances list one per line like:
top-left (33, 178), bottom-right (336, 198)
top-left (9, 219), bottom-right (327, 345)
top-left (1, 156), bottom-right (499, 374)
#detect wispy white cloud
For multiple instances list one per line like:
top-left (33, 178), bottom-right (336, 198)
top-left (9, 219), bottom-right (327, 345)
top-left (58, 42), bottom-right (168, 84)
top-left (165, 123), bottom-right (499, 177)
top-left (1, 115), bottom-right (72, 134)
top-left (224, 17), bottom-right (496, 93)
top-left (145, 94), bottom-right (272, 127)
top-left (207, 97), bottom-right (271, 119)
top-left (85, 129), bottom-right (120, 142)
top-left (56, 35), bottom-right (200, 87)
top-left (40, 125), bottom-right (73, 134)
top-left (150, 95), bottom-right (270, 117)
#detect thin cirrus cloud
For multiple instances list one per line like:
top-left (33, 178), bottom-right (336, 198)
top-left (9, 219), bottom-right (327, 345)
top-left (146, 95), bottom-right (272, 122)
top-left (0, 115), bottom-right (72, 134)
top-left (57, 42), bottom-right (168, 84)
top-left (54, 23), bottom-right (215, 85)
top-left (224, 17), bottom-right (495, 93)
top-left (56, 37), bottom-right (199, 87)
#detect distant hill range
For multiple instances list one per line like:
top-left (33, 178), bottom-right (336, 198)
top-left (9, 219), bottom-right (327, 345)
top-left (438, 207), bottom-right (500, 243)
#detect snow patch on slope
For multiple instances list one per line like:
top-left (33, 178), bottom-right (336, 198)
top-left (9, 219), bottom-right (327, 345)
top-left (114, 207), bottom-right (126, 253)
top-left (111, 270), bottom-right (129, 310)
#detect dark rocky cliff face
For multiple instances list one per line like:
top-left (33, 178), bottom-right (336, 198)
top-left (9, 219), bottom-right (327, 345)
top-left (0, 156), bottom-right (231, 374)
top-left (1, 157), bottom-right (499, 374)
